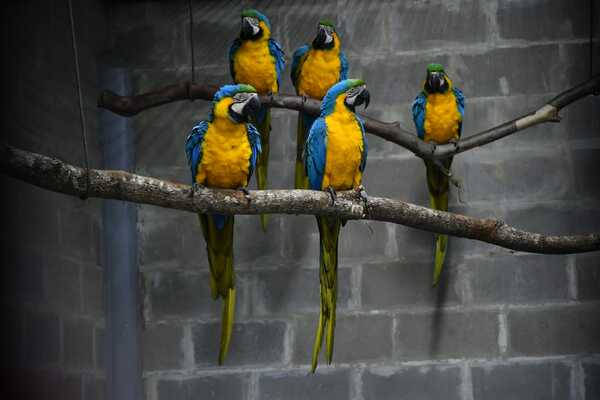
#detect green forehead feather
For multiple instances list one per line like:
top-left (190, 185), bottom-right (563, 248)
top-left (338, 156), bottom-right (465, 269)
top-left (236, 84), bottom-right (256, 93)
top-left (427, 63), bottom-right (445, 73)
top-left (241, 9), bottom-right (259, 18)
top-left (319, 19), bottom-right (336, 29)
top-left (348, 78), bottom-right (365, 87)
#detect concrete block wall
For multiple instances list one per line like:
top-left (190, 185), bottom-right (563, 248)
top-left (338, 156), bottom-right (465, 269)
top-left (106, 1), bottom-right (600, 399)
top-left (2, 1), bottom-right (107, 399)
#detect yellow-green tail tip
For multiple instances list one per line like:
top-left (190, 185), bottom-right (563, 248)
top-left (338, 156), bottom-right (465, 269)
top-left (432, 234), bottom-right (448, 287)
top-left (260, 214), bottom-right (269, 232)
top-left (217, 288), bottom-right (236, 365)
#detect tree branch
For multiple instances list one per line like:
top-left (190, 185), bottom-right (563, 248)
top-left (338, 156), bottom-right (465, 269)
top-left (97, 75), bottom-right (600, 160)
top-left (2, 142), bottom-right (599, 254)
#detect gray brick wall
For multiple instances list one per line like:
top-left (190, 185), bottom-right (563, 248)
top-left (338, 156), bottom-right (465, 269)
top-left (2, 1), bottom-right (106, 398)
top-left (110, 1), bottom-right (597, 399)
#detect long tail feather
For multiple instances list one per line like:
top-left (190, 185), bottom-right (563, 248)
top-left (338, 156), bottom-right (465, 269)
top-left (255, 107), bottom-right (271, 231)
top-left (425, 159), bottom-right (451, 286)
top-left (312, 216), bottom-right (341, 372)
top-left (198, 214), bottom-right (236, 364)
top-left (218, 287), bottom-right (236, 365)
top-left (311, 307), bottom-right (324, 373)
top-left (295, 112), bottom-right (315, 189)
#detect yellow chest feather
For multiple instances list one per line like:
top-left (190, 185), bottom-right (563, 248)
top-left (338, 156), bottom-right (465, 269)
top-left (424, 91), bottom-right (461, 144)
top-left (197, 119), bottom-right (252, 189)
top-left (233, 38), bottom-right (278, 94)
top-left (297, 48), bottom-right (341, 99)
top-left (323, 98), bottom-right (364, 190)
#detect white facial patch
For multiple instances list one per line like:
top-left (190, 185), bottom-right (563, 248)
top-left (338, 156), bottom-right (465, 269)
top-left (245, 17), bottom-right (260, 35)
top-left (231, 101), bottom-right (245, 115)
top-left (324, 31), bottom-right (333, 44)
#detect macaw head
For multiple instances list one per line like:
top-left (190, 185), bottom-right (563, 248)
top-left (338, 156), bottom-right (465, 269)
top-left (424, 63), bottom-right (452, 94)
top-left (321, 79), bottom-right (370, 115)
top-left (312, 19), bottom-right (338, 50)
top-left (240, 9), bottom-right (271, 40)
top-left (210, 84), bottom-right (261, 123)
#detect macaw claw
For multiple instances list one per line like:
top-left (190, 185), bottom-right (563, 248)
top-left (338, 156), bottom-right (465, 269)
top-left (238, 187), bottom-right (252, 202)
top-left (189, 182), bottom-right (205, 198)
top-left (355, 185), bottom-right (369, 216)
top-left (326, 186), bottom-right (337, 206)
top-left (355, 184), bottom-right (368, 202)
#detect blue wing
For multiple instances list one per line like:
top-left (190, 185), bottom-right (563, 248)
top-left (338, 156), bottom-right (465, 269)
top-left (356, 116), bottom-right (368, 173)
top-left (290, 44), bottom-right (310, 91)
top-left (228, 39), bottom-right (241, 81)
top-left (304, 118), bottom-right (328, 191)
top-left (411, 92), bottom-right (427, 140)
top-left (268, 38), bottom-right (286, 89)
top-left (185, 121), bottom-right (209, 183)
top-left (246, 123), bottom-right (262, 181)
top-left (339, 51), bottom-right (349, 81)
top-left (453, 87), bottom-right (465, 137)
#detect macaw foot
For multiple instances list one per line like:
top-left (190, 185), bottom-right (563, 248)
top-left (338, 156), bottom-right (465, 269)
top-left (326, 186), bottom-right (337, 206)
top-left (237, 187), bottom-right (252, 202)
top-left (355, 184), bottom-right (368, 202)
top-left (354, 185), bottom-right (369, 217)
top-left (189, 183), bottom-right (205, 198)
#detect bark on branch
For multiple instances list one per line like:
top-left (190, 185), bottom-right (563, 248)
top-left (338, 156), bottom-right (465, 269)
top-left (2, 142), bottom-right (599, 254)
top-left (97, 75), bottom-right (600, 160)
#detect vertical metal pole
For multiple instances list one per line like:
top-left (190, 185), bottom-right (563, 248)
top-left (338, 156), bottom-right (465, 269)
top-left (100, 67), bottom-right (141, 400)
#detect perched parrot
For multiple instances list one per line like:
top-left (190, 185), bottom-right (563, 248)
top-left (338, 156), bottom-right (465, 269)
top-left (411, 63), bottom-right (465, 286)
top-left (291, 19), bottom-right (348, 189)
top-left (229, 8), bottom-right (285, 231)
top-left (304, 79), bottom-right (370, 372)
top-left (185, 84), bottom-right (262, 364)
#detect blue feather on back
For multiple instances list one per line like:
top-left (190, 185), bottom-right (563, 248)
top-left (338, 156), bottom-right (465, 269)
top-left (290, 44), bottom-right (310, 90)
top-left (357, 116), bottom-right (368, 173)
top-left (304, 118), bottom-right (328, 190)
top-left (453, 87), bottom-right (465, 136)
top-left (268, 38), bottom-right (286, 88)
top-left (339, 51), bottom-right (349, 80)
top-left (246, 123), bottom-right (262, 178)
top-left (185, 121), bottom-right (209, 182)
top-left (411, 93), bottom-right (427, 140)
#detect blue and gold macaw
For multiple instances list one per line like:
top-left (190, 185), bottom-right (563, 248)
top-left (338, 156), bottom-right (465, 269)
top-left (412, 63), bottom-right (465, 286)
top-left (185, 84), bottom-right (262, 365)
top-left (291, 19), bottom-right (348, 189)
top-left (304, 79), bottom-right (369, 372)
top-left (229, 9), bottom-right (285, 231)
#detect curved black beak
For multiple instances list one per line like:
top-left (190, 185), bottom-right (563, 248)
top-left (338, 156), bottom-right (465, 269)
top-left (360, 88), bottom-right (370, 109)
top-left (428, 72), bottom-right (443, 92)
top-left (313, 26), bottom-right (327, 48)
top-left (242, 93), bottom-right (261, 119)
top-left (241, 18), bottom-right (254, 39)
top-left (356, 86), bottom-right (370, 110)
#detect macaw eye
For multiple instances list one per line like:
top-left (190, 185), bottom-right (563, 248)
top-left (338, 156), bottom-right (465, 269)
top-left (247, 17), bottom-right (259, 26)
top-left (346, 87), bottom-right (360, 97)
top-left (233, 93), bottom-right (247, 102)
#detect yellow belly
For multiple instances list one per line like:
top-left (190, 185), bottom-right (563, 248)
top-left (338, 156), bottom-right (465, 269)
top-left (196, 121), bottom-right (252, 189)
top-left (424, 92), bottom-right (461, 144)
top-left (323, 98), bottom-right (364, 190)
top-left (297, 49), bottom-right (341, 99)
top-left (233, 39), bottom-right (278, 94)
